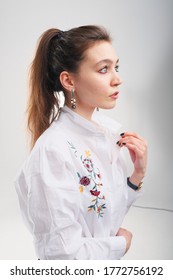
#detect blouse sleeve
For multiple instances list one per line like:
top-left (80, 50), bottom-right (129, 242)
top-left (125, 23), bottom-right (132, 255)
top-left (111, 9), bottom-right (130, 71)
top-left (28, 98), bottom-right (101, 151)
top-left (126, 186), bottom-right (144, 214)
top-left (15, 145), bottom-right (126, 260)
top-left (118, 149), bottom-right (144, 215)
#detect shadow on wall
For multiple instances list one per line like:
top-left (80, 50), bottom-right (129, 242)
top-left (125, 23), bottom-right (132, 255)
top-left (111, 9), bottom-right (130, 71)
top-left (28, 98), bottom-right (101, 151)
top-left (144, 44), bottom-right (173, 206)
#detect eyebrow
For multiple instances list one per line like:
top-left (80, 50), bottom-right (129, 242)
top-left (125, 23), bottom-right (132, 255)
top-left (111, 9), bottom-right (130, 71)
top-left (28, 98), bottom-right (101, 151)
top-left (95, 58), bottom-right (119, 66)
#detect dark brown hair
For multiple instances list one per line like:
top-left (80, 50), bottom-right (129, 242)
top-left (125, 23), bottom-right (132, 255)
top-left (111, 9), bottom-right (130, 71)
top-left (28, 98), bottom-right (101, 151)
top-left (27, 25), bottom-right (111, 148)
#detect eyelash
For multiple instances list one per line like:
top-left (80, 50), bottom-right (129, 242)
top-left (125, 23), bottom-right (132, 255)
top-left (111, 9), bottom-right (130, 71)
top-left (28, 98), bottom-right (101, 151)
top-left (115, 65), bottom-right (119, 72)
top-left (99, 65), bottom-right (119, 73)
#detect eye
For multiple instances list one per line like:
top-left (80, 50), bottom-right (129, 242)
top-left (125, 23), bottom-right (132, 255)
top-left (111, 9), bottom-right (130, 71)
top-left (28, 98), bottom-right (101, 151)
top-left (99, 66), bottom-right (108, 73)
top-left (115, 65), bottom-right (119, 72)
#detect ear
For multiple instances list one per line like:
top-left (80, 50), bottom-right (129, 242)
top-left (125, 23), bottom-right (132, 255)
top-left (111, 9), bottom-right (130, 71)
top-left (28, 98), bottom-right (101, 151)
top-left (59, 71), bottom-right (74, 92)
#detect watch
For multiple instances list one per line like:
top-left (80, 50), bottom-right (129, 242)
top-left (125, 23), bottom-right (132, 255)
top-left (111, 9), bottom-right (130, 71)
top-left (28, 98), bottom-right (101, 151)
top-left (127, 177), bottom-right (143, 191)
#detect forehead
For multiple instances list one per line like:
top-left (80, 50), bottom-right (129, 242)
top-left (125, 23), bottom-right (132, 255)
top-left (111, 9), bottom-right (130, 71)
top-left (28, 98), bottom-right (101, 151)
top-left (83, 41), bottom-right (118, 64)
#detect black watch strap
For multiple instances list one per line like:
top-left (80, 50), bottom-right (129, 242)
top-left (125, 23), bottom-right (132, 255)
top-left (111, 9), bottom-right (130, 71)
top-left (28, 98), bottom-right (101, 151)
top-left (127, 177), bottom-right (143, 191)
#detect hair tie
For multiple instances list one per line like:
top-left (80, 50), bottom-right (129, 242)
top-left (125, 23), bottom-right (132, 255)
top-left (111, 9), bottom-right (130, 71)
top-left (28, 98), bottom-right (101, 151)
top-left (56, 30), bottom-right (64, 39)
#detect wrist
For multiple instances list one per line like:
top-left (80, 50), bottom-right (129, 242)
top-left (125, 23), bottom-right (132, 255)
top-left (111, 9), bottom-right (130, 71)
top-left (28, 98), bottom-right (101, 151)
top-left (130, 171), bottom-right (144, 186)
top-left (127, 177), bottom-right (143, 191)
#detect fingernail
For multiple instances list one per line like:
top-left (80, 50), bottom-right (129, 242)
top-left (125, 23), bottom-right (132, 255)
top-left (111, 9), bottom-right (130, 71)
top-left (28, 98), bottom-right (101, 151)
top-left (116, 141), bottom-right (119, 145)
top-left (122, 142), bottom-right (126, 145)
top-left (120, 132), bottom-right (125, 136)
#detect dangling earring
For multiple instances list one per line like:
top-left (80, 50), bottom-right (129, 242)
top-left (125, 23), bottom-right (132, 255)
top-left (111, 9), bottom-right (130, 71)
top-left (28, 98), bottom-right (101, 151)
top-left (71, 88), bottom-right (76, 109)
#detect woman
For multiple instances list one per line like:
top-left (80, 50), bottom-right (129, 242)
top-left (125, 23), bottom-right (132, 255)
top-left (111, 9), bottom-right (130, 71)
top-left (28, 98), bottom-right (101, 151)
top-left (15, 25), bottom-right (147, 260)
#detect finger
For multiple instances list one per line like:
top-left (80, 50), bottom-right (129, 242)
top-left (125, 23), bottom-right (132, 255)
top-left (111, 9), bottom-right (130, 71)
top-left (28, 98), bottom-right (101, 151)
top-left (122, 142), bottom-right (146, 158)
top-left (120, 131), bottom-right (145, 142)
top-left (118, 136), bottom-right (147, 150)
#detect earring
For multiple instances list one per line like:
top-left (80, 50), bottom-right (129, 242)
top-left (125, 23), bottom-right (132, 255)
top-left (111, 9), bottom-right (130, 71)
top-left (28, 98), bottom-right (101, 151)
top-left (71, 88), bottom-right (76, 109)
top-left (96, 107), bottom-right (99, 111)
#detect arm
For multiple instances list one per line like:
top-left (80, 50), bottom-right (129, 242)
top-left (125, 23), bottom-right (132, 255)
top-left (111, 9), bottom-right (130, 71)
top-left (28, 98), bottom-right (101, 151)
top-left (118, 131), bottom-right (147, 185)
top-left (116, 227), bottom-right (133, 254)
top-left (117, 132), bottom-right (147, 210)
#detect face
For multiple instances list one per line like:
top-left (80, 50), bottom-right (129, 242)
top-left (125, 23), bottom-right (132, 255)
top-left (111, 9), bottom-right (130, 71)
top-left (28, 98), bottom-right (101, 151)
top-left (69, 41), bottom-right (122, 118)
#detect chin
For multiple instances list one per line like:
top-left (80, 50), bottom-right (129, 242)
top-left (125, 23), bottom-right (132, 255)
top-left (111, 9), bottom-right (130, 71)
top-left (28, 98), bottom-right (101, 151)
top-left (100, 102), bottom-right (116, 110)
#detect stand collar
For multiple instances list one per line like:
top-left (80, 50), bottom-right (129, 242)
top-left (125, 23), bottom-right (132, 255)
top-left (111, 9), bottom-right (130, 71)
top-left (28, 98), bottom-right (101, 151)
top-left (60, 105), bottom-right (122, 136)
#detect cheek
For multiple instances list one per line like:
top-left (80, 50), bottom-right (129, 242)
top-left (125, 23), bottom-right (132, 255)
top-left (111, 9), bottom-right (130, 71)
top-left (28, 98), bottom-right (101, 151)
top-left (88, 76), bottom-right (108, 92)
top-left (91, 78), bottom-right (109, 95)
top-left (75, 73), bottom-right (109, 96)
top-left (75, 78), bottom-right (96, 94)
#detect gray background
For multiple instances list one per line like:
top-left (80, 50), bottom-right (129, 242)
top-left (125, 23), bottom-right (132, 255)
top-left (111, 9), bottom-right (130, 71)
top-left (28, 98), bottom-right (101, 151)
top-left (0, 0), bottom-right (173, 259)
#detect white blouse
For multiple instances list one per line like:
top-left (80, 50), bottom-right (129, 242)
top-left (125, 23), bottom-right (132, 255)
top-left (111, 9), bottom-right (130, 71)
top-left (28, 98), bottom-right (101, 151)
top-left (15, 106), bottom-right (142, 260)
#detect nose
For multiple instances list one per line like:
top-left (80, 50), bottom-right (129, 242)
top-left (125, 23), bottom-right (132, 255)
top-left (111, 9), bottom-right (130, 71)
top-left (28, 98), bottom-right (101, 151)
top-left (111, 71), bottom-right (122, 86)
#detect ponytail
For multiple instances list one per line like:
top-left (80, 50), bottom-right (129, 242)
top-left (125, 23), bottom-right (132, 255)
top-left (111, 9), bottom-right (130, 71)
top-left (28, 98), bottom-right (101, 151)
top-left (27, 29), bottom-right (62, 148)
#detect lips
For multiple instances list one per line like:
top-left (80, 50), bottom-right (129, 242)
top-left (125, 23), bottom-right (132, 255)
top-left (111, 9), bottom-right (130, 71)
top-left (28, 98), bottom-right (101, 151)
top-left (109, 91), bottom-right (119, 98)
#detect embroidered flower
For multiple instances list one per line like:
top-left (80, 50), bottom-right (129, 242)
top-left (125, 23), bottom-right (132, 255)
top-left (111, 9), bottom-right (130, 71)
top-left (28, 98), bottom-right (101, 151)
top-left (80, 176), bottom-right (90, 186)
top-left (79, 186), bottom-right (84, 193)
top-left (82, 158), bottom-right (93, 172)
top-left (85, 150), bottom-right (91, 158)
top-left (90, 190), bottom-right (100, 196)
top-left (97, 206), bottom-right (102, 213)
top-left (88, 203), bottom-right (106, 218)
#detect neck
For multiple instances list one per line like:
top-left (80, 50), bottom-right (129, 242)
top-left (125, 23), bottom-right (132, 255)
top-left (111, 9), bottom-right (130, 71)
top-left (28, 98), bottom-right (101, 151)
top-left (65, 102), bottom-right (95, 121)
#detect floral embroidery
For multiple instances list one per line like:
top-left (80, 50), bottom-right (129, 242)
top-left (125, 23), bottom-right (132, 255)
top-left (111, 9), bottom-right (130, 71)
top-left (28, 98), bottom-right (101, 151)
top-left (80, 176), bottom-right (91, 186)
top-left (85, 150), bottom-right (91, 158)
top-left (79, 186), bottom-right (84, 193)
top-left (68, 141), bottom-right (106, 218)
top-left (82, 158), bottom-right (93, 172)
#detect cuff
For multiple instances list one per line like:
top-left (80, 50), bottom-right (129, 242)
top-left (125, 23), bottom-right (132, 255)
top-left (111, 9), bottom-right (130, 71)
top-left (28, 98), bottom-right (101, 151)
top-left (126, 186), bottom-right (144, 211)
top-left (109, 236), bottom-right (126, 260)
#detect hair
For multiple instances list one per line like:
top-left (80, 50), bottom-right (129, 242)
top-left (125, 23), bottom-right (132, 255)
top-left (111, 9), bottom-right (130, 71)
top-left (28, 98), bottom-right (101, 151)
top-left (27, 25), bottom-right (111, 148)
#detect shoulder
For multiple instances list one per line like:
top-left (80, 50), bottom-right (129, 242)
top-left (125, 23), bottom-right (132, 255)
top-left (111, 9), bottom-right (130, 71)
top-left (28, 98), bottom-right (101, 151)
top-left (34, 118), bottom-right (68, 151)
top-left (24, 120), bottom-right (72, 176)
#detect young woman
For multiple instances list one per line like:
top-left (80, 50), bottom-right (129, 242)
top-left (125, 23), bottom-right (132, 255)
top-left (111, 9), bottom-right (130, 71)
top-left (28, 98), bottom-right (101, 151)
top-left (15, 25), bottom-right (147, 260)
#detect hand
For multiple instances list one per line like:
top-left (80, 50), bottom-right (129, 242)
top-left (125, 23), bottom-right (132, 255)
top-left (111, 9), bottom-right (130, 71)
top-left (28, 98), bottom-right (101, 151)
top-left (116, 227), bottom-right (133, 253)
top-left (117, 132), bottom-right (148, 184)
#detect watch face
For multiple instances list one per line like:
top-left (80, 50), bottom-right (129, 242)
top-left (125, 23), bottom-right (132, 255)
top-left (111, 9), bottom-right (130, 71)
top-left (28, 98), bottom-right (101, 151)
top-left (137, 182), bottom-right (143, 190)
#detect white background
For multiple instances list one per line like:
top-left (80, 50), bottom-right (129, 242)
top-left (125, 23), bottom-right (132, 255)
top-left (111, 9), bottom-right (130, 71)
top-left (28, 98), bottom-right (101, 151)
top-left (0, 0), bottom-right (173, 259)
